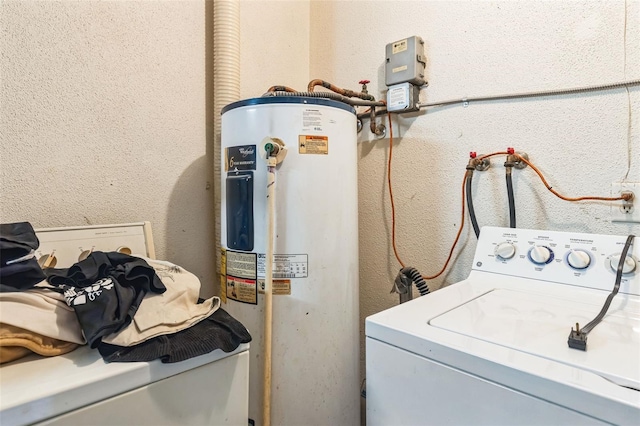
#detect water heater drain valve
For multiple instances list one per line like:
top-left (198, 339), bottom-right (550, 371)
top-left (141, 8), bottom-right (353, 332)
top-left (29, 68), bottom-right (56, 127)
top-left (261, 137), bottom-right (288, 165)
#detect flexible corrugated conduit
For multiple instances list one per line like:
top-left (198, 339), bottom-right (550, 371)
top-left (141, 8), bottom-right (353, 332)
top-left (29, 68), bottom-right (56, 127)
top-left (214, 0), bottom-right (240, 283)
top-left (399, 267), bottom-right (430, 296)
top-left (266, 91), bottom-right (385, 107)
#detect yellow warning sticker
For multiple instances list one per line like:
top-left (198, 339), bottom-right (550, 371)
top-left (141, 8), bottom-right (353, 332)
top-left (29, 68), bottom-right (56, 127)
top-left (299, 135), bottom-right (329, 155)
top-left (226, 276), bottom-right (257, 304)
top-left (220, 248), bottom-right (227, 303)
top-left (258, 279), bottom-right (292, 295)
top-left (392, 65), bottom-right (408, 73)
top-left (224, 250), bottom-right (257, 304)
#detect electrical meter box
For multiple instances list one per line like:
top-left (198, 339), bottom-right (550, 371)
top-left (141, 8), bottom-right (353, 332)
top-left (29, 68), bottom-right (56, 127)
top-left (385, 36), bottom-right (426, 86)
top-left (386, 83), bottom-right (420, 113)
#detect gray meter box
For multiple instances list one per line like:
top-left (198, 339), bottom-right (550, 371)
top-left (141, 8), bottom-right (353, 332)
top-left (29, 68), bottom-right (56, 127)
top-left (386, 83), bottom-right (420, 113)
top-left (385, 36), bottom-right (426, 86)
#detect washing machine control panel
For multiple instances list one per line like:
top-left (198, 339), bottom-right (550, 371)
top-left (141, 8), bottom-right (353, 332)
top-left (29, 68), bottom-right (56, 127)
top-left (472, 226), bottom-right (639, 295)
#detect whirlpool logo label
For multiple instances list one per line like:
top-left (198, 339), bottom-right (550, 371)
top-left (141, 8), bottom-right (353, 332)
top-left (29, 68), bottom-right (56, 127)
top-left (238, 147), bottom-right (254, 157)
top-left (226, 144), bottom-right (257, 171)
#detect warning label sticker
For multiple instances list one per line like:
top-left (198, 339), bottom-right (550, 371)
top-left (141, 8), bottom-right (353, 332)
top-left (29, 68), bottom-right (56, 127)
top-left (226, 276), bottom-right (257, 305)
top-left (258, 253), bottom-right (308, 279)
top-left (223, 250), bottom-right (257, 304)
top-left (388, 86), bottom-right (408, 108)
top-left (258, 279), bottom-right (291, 295)
top-left (298, 135), bottom-right (328, 155)
top-left (302, 108), bottom-right (323, 132)
top-left (220, 248), bottom-right (227, 304)
top-left (226, 250), bottom-right (257, 279)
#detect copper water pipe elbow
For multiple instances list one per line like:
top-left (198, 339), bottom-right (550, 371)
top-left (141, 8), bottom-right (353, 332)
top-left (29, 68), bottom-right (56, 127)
top-left (307, 79), bottom-right (344, 94)
top-left (307, 79), bottom-right (376, 101)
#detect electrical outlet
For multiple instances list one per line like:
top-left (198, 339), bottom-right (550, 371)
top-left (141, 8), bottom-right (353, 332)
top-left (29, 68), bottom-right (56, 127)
top-left (611, 182), bottom-right (640, 223)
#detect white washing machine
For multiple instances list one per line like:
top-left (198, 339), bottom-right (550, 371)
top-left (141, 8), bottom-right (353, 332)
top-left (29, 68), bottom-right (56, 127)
top-left (0, 223), bottom-right (249, 426)
top-left (366, 226), bottom-right (639, 425)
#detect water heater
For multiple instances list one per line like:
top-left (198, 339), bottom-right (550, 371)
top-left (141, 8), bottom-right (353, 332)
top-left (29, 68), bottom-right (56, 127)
top-left (220, 97), bottom-right (359, 426)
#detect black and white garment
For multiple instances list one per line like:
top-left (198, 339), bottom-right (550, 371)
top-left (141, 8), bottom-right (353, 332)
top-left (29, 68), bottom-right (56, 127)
top-left (0, 222), bottom-right (47, 292)
top-left (46, 252), bottom-right (165, 348)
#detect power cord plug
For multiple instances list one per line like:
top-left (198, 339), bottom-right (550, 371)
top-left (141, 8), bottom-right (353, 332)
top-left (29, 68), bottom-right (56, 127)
top-left (567, 234), bottom-right (635, 351)
top-left (567, 323), bottom-right (587, 351)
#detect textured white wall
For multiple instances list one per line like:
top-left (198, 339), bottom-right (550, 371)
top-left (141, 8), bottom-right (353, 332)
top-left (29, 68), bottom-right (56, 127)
top-left (0, 1), bottom-right (214, 292)
top-left (0, 0), bottom-right (311, 297)
top-left (239, 0), bottom-right (310, 98)
top-left (308, 0), bottom-right (640, 378)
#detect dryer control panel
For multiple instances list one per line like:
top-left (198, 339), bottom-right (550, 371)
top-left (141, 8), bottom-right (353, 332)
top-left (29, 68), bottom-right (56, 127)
top-left (472, 226), bottom-right (640, 296)
top-left (35, 222), bottom-right (154, 269)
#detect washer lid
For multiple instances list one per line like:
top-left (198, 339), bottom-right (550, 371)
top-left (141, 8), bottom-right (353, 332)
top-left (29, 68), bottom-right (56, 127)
top-left (429, 288), bottom-right (640, 390)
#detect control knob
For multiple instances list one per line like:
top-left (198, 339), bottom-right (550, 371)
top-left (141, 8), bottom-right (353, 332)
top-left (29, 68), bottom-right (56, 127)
top-left (566, 249), bottom-right (591, 270)
top-left (494, 242), bottom-right (516, 260)
top-left (608, 254), bottom-right (637, 274)
top-left (528, 246), bottom-right (553, 265)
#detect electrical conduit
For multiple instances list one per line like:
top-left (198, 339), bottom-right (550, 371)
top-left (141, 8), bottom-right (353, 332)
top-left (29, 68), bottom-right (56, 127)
top-left (266, 91), bottom-right (385, 107)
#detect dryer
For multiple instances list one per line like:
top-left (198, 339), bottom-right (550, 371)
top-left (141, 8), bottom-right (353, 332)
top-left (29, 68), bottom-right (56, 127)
top-left (0, 223), bottom-right (249, 426)
top-left (366, 226), bottom-right (639, 425)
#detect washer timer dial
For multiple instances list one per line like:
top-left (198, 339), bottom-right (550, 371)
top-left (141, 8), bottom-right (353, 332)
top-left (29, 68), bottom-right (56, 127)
top-left (494, 242), bottom-right (516, 260)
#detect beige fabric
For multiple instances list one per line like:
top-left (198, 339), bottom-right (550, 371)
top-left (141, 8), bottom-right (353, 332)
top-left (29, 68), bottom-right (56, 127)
top-left (0, 323), bottom-right (79, 364)
top-left (0, 282), bottom-right (85, 344)
top-left (0, 345), bottom-right (31, 364)
top-left (101, 257), bottom-right (220, 347)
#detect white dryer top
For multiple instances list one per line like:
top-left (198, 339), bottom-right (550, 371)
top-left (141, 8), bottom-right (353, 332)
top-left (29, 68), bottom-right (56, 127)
top-left (0, 344), bottom-right (249, 426)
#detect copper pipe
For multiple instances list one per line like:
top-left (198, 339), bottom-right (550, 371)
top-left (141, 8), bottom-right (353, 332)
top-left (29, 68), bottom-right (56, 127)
top-left (307, 79), bottom-right (375, 101)
top-left (477, 152), bottom-right (631, 202)
top-left (370, 106), bottom-right (377, 134)
top-left (512, 154), bottom-right (632, 202)
top-left (307, 79), bottom-right (341, 93)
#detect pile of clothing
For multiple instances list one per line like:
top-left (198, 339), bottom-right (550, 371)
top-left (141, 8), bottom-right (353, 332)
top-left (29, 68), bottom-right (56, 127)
top-left (0, 222), bottom-right (251, 365)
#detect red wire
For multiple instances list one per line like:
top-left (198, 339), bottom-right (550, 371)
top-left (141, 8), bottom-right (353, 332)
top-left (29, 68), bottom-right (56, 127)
top-left (386, 112), bottom-right (468, 279)
top-left (387, 139), bottom-right (627, 282)
top-left (387, 112), bottom-right (405, 269)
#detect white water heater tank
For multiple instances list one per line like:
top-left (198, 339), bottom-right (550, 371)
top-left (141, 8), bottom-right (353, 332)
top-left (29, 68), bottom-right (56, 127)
top-left (220, 97), bottom-right (359, 426)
